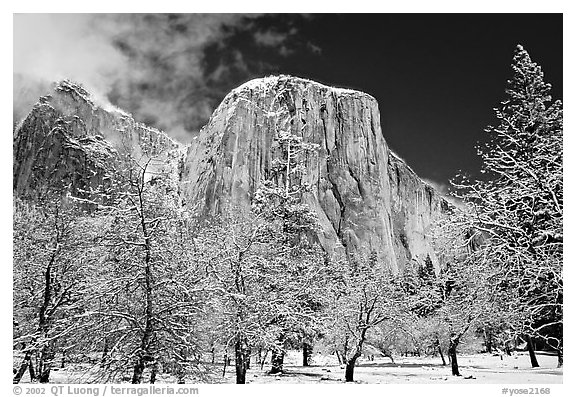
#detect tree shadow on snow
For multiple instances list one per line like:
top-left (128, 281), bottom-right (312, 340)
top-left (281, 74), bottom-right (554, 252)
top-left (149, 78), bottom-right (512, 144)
top-left (357, 362), bottom-right (447, 369)
top-left (463, 365), bottom-right (563, 376)
top-left (263, 369), bottom-right (325, 378)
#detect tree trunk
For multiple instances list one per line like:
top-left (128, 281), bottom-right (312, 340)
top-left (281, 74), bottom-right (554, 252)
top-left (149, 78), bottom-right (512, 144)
top-left (131, 338), bottom-right (156, 383)
top-left (448, 340), bottom-right (461, 376)
top-left (132, 175), bottom-right (156, 385)
top-left (343, 334), bottom-right (349, 363)
top-left (174, 357), bottom-right (185, 384)
top-left (132, 359), bottom-right (145, 384)
top-left (270, 349), bottom-right (284, 374)
top-left (384, 350), bottom-right (395, 364)
top-left (484, 328), bottom-right (493, 353)
top-left (39, 368), bottom-right (51, 383)
top-left (28, 355), bottom-right (36, 380)
top-left (235, 335), bottom-right (249, 384)
top-left (260, 350), bottom-right (268, 370)
top-left (101, 338), bottom-right (109, 366)
top-left (335, 350), bottom-right (342, 365)
top-left (505, 341), bottom-right (511, 356)
top-left (15, 229), bottom-right (64, 384)
top-left (246, 347), bottom-right (251, 370)
top-left (345, 353), bottom-right (360, 382)
top-left (437, 340), bottom-right (446, 366)
top-left (132, 223), bottom-right (155, 384)
top-left (302, 341), bottom-right (312, 366)
top-left (344, 323), bottom-right (368, 382)
top-left (150, 363), bottom-right (158, 384)
top-left (222, 353), bottom-right (228, 377)
top-left (36, 254), bottom-right (56, 384)
top-left (525, 335), bottom-right (540, 368)
top-left (13, 350), bottom-right (33, 384)
top-left (38, 341), bottom-right (55, 383)
top-left (555, 337), bottom-right (563, 368)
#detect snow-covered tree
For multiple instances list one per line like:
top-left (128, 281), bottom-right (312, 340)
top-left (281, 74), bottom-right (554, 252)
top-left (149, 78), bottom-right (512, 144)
top-left (195, 207), bottom-right (329, 383)
top-left (194, 93), bottom-right (332, 382)
top-left (394, 257), bottom-right (449, 364)
top-left (453, 45), bottom-right (563, 367)
top-left (251, 104), bottom-right (325, 374)
top-left (430, 213), bottom-right (494, 376)
top-left (76, 156), bottom-right (210, 383)
top-left (13, 194), bottom-right (93, 383)
top-left (328, 252), bottom-right (408, 382)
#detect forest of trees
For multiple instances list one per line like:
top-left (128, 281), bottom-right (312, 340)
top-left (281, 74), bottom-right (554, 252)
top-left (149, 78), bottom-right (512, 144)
top-left (13, 45), bottom-right (562, 384)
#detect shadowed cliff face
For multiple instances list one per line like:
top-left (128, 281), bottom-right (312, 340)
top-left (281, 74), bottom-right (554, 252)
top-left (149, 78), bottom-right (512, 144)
top-left (181, 75), bottom-right (449, 272)
top-left (13, 80), bottom-right (183, 200)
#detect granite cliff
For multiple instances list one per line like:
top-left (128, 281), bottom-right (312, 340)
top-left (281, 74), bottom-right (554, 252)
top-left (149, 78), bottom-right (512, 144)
top-left (13, 80), bottom-right (183, 200)
top-left (181, 76), bottom-right (449, 272)
top-left (13, 76), bottom-right (450, 272)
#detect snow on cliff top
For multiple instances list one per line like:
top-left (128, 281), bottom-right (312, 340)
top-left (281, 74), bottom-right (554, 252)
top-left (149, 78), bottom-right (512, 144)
top-left (231, 75), bottom-right (376, 100)
top-left (56, 80), bottom-right (130, 117)
top-left (53, 80), bottom-right (182, 149)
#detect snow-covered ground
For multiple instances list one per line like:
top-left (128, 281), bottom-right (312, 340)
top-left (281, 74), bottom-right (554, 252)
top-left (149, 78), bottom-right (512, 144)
top-left (220, 350), bottom-right (563, 384)
top-left (17, 350), bottom-right (561, 384)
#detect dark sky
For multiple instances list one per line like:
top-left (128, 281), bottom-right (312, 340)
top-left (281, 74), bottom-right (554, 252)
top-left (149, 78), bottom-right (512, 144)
top-left (207, 14), bottom-right (563, 190)
top-left (14, 14), bottom-right (563, 190)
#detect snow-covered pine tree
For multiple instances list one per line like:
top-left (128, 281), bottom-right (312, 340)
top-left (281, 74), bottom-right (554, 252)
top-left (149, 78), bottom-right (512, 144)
top-left (453, 44), bottom-right (563, 367)
top-left (252, 127), bottom-right (321, 242)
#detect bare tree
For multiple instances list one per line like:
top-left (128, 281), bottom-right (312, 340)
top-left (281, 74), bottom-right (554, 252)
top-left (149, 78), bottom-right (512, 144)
top-left (195, 207), bottom-right (329, 384)
top-left (13, 194), bottom-right (91, 383)
top-left (328, 253), bottom-right (408, 382)
top-left (75, 155), bottom-right (209, 383)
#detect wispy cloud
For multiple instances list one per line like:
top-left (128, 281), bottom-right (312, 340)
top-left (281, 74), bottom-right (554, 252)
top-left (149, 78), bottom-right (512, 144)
top-left (253, 30), bottom-right (290, 47)
top-left (423, 178), bottom-right (465, 208)
top-left (14, 14), bottom-right (316, 142)
top-left (423, 178), bottom-right (450, 196)
top-left (13, 14), bottom-right (129, 126)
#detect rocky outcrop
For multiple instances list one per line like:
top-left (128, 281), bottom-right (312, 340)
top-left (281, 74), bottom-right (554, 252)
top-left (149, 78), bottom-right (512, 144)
top-left (13, 80), bottom-right (183, 200)
top-left (388, 152), bottom-right (452, 270)
top-left (181, 76), bottom-right (450, 272)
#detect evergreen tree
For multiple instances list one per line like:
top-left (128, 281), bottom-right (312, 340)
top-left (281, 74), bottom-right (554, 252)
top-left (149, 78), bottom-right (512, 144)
top-left (453, 45), bottom-right (563, 366)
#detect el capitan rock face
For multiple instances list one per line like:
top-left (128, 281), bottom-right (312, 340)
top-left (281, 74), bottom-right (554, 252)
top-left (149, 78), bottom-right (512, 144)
top-left (13, 76), bottom-right (449, 272)
top-left (181, 76), bottom-right (449, 272)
